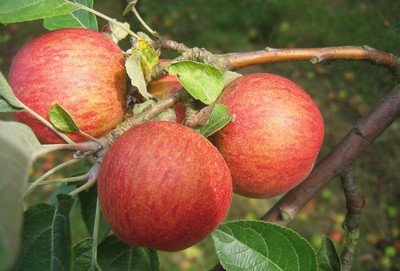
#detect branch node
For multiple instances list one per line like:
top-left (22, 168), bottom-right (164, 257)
top-left (362, 45), bottom-right (375, 51)
top-left (353, 126), bottom-right (365, 138)
top-left (265, 47), bottom-right (277, 52)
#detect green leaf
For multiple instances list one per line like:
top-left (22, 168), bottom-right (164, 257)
top-left (0, 97), bottom-right (20, 112)
top-left (13, 194), bottom-right (74, 271)
top-left (49, 103), bottom-right (80, 132)
top-left (197, 104), bottom-right (231, 137)
top-left (168, 61), bottom-right (224, 105)
top-left (78, 186), bottom-right (110, 242)
top-left (0, 72), bottom-right (23, 109)
top-left (223, 71), bottom-right (242, 87)
top-left (43, 0), bottom-right (98, 31)
top-left (317, 236), bottom-right (341, 271)
top-left (0, 121), bottom-right (41, 271)
top-left (212, 220), bottom-right (318, 271)
top-left (99, 235), bottom-right (159, 271)
top-left (0, 0), bottom-right (76, 24)
top-left (72, 238), bottom-right (97, 271)
top-left (138, 39), bottom-right (159, 82)
top-left (72, 235), bottom-right (159, 271)
top-left (126, 52), bottom-right (152, 100)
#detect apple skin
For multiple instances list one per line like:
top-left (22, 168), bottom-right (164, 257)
top-left (9, 28), bottom-right (126, 143)
top-left (214, 73), bottom-right (324, 198)
top-left (97, 121), bottom-right (232, 251)
top-left (148, 73), bottom-right (185, 123)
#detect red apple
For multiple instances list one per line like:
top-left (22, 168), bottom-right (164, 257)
top-left (214, 73), bottom-right (324, 198)
top-left (98, 121), bottom-right (232, 251)
top-left (9, 28), bottom-right (126, 143)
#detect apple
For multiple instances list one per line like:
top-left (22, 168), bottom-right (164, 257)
top-left (147, 70), bottom-right (185, 123)
top-left (214, 73), bottom-right (324, 198)
top-left (97, 121), bottom-right (232, 251)
top-left (9, 28), bottom-right (127, 143)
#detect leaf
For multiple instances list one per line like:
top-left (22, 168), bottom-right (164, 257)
top-left (317, 236), bottom-right (341, 271)
top-left (223, 71), bottom-right (242, 87)
top-left (0, 72), bottom-right (23, 109)
top-left (138, 39), bottom-right (159, 82)
top-left (197, 104), bottom-right (231, 137)
top-left (98, 235), bottom-right (159, 271)
top-left (72, 238), bottom-right (97, 271)
top-left (212, 220), bottom-right (318, 271)
top-left (0, 0), bottom-right (76, 24)
top-left (109, 21), bottom-right (131, 43)
top-left (78, 186), bottom-right (110, 242)
top-left (168, 61), bottom-right (224, 105)
top-left (43, 0), bottom-right (98, 31)
top-left (0, 121), bottom-right (41, 271)
top-left (0, 97), bottom-right (20, 112)
top-left (126, 52), bottom-right (152, 100)
top-left (49, 103), bottom-right (80, 132)
top-left (13, 194), bottom-right (74, 271)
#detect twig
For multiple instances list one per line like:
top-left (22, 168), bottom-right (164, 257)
top-left (105, 91), bottom-right (187, 144)
top-left (261, 86), bottom-right (400, 224)
top-left (156, 38), bottom-right (189, 53)
top-left (69, 162), bottom-right (101, 196)
top-left (70, 2), bottom-right (139, 40)
top-left (22, 104), bottom-right (74, 144)
top-left (222, 46), bottom-right (400, 78)
top-left (33, 141), bottom-right (101, 160)
top-left (184, 103), bottom-right (215, 127)
top-left (24, 159), bottom-right (81, 198)
top-left (38, 174), bottom-right (88, 186)
top-left (340, 171), bottom-right (365, 271)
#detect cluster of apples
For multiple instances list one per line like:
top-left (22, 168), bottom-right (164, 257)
top-left (9, 29), bottom-right (324, 251)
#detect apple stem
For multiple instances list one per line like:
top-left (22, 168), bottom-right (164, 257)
top-left (92, 197), bottom-right (102, 270)
top-left (70, 2), bottom-right (139, 40)
top-left (340, 171), bottom-right (365, 271)
top-left (69, 162), bottom-right (101, 196)
top-left (24, 159), bottom-right (81, 198)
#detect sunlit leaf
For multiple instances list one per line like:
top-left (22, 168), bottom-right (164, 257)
top-left (213, 220), bottom-right (318, 271)
top-left (169, 61), bottom-right (224, 105)
top-left (0, 0), bottom-right (76, 24)
top-left (197, 104), bottom-right (231, 137)
top-left (49, 103), bottom-right (80, 133)
top-left (43, 0), bottom-right (98, 31)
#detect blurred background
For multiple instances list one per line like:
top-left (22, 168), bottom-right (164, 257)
top-left (1, 0), bottom-right (399, 270)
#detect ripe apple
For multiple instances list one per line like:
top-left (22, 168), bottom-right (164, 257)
top-left (9, 28), bottom-right (127, 143)
top-left (97, 121), bottom-right (232, 251)
top-left (214, 73), bottom-right (324, 198)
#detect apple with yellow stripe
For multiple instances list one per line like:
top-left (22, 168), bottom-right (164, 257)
top-left (214, 73), bottom-right (324, 198)
top-left (9, 28), bottom-right (126, 143)
top-left (98, 121), bottom-right (232, 251)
